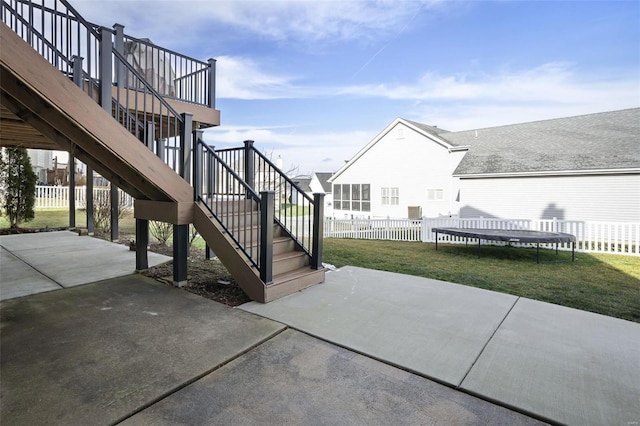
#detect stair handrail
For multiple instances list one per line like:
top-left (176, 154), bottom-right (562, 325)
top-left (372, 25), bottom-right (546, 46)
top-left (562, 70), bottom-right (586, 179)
top-left (250, 144), bottom-right (323, 268)
top-left (2, 0), bottom-right (196, 177)
top-left (1, 0), bottom-right (100, 78)
top-left (213, 142), bottom-right (324, 269)
top-left (193, 137), bottom-right (268, 277)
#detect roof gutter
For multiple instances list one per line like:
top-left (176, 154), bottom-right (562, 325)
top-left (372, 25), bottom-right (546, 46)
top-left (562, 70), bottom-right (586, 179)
top-left (454, 168), bottom-right (640, 179)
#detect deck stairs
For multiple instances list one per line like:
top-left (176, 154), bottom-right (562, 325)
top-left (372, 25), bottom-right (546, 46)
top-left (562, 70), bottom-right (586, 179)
top-left (0, 0), bottom-right (324, 302)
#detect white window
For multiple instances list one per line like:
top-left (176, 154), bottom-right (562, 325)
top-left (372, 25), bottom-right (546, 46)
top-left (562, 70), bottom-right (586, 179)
top-left (427, 189), bottom-right (444, 201)
top-left (333, 184), bottom-right (342, 210)
top-left (382, 187), bottom-right (399, 205)
top-left (333, 184), bottom-right (371, 211)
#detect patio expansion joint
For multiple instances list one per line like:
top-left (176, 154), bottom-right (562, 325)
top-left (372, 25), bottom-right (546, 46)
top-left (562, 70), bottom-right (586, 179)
top-left (1, 246), bottom-right (65, 289)
top-left (109, 325), bottom-right (289, 426)
top-left (456, 295), bottom-right (521, 388)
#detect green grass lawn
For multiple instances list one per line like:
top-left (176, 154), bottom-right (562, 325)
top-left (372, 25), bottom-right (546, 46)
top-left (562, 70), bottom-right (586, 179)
top-left (0, 208), bottom-right (137, 234)
top-left (4, 210), bottom-right (639, 323)
top-left (323, 238), bottom-right (640, 323)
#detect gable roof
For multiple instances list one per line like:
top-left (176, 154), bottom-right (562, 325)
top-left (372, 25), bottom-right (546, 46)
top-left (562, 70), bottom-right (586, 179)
top-left (329, 117), bottom-right (461, 182)
top-left (292, 176), bottom-right (312, 192)
top-left (447, 108), bottom-right (640, 176)
top-left (313, 172), bottom-right (334, 193)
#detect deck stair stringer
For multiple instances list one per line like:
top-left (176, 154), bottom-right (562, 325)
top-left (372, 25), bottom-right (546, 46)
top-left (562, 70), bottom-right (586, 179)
top-left (193, 201), bottom-right (325, 303)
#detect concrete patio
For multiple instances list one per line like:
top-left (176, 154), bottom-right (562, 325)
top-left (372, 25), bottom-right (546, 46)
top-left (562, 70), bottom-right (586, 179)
top-left (1, 231), bottom-right (638, 425)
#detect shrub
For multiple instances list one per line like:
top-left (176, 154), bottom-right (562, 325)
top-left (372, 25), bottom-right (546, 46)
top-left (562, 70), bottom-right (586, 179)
top-left (0, 148), bottom-right (37, 228)
top-left (150, 221), bottom-right (173, 245)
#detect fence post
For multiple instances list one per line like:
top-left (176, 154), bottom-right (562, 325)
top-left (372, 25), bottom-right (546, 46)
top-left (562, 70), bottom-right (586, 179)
top-left (311, 193), bottom-right (325, 269)
top-left (260, 191), bottom-right (274, 284)
top-left (421, 217), bottom-right (428, 242)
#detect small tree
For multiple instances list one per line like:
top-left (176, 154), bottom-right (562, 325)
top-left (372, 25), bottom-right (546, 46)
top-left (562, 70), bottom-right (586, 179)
top-left (80, 184), bottom-right (131, 233)
top-left (149, 220), bottom-right (173, 245)
top-left (0, 148), bottom-right (37, 228)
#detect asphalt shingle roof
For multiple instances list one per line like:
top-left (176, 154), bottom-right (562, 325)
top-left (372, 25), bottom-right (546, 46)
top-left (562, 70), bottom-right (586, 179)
top-left (314, 172), bottom-right (334, 193)
top-left (438, 108), bottom-right (640, 175)
top-left (292, 176), bottom-right (312, 192)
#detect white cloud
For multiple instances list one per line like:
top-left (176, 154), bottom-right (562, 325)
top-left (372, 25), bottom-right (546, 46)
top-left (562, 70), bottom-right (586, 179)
top-left (203, 125), bottom-right (372, 174)
top-left (218, 57), bottom-right (640, 107)
top-left (338, 62), bottom-right (638, 103)
top-left (74, 0), bottom-right (438, 44)
top-left (216, 56), bottom-right (308, 99)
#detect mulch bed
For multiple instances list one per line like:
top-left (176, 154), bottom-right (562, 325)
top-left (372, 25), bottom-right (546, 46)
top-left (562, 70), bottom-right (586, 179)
top-left (140, 243), bottom-right (251, 307)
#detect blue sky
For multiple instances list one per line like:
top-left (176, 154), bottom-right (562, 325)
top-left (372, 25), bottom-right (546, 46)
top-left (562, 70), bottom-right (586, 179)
top-left (74, 0), bottom-right (640, 175)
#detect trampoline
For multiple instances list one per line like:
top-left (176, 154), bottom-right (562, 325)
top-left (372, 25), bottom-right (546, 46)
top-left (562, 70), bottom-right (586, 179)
top-left (432, 227), bottom-right (576, 263)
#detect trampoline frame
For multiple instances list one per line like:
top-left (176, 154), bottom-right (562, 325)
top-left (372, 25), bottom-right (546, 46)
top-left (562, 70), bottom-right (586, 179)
top-left (432, 227), bottom-right (576, 263)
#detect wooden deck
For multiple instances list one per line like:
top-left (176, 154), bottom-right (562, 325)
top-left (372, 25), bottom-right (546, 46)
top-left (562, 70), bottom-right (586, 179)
top-left (1, 22), bottom-right (192, 221)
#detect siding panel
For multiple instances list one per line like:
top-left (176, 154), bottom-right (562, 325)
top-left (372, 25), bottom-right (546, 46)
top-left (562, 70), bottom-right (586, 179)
top-left (460, 174), bottom-right (640, 222)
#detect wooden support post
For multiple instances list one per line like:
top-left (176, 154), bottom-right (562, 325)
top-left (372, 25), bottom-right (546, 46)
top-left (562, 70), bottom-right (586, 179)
top-left (260, 191), bottom-right (274, 284)
top-left (70, 55), bottom-right (83, 230)
top-left (173, 224), bottom-right (188, 287)
top-left (135, 218), bottom-right (149, 271)
top-left (68, 155), bottom-right (76, 228)
top-left (86, 165), bottom-right (94, 234)
top-left (311, 193), bottom-right (325, 269)
top-left (110, 184), bottom-right (119, 241)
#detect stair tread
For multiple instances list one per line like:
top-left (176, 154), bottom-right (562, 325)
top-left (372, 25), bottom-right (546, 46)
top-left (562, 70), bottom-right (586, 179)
top-left (273, 251), bottom-right (307, 261)
top-left (272, 266), bottom-right (324, 284)
top-left (242, 236), bottom-right (291, 248)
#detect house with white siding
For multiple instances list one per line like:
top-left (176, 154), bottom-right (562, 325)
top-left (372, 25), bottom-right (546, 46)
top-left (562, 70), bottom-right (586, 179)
top-left (329, 108), bottom-right (640, 223)
top-left (310, 172), bottom-right (334, 216)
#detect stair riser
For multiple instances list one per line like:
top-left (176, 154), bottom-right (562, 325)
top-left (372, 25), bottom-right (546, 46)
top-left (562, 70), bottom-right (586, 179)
top-left (266, 269), bottom-right (325, 303)
top-left (228, 227), bottom-right (260, 243)
top-left (224, 224), bottom-right (284, 244)
top-left (217, 212), bottom-right (261, 227)
top-left (273, 254), bottom-right (309, 276)
top-left (273, 239), bottom-right (296, 255)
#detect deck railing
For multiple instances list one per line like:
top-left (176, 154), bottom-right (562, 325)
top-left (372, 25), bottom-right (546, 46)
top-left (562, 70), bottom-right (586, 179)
top-left (193, 135), bottom-right (274, 282)
top-left (213, 141), bottom-right (324, 270)
top-left (118, 30), bottom-right (215, 108)
top-left (324, 216), bottom-right (640, 256)
top-left (2, 0), bottom-right (216, 110)
top-left (1, 0), bottom-right (191, 172)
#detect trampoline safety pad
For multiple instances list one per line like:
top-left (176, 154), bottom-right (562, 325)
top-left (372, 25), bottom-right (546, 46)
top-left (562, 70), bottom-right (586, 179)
top-left (432, 227), bottom-right (576, 263)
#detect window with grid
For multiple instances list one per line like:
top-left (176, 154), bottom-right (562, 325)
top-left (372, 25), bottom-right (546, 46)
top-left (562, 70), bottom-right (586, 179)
top-left (427, 189), bottom-right (444, 200)
top-left (382, 187), bottom-right (399, 205)
top-left (333, 184), bottom-right (371, 210)
top-left (333, 184), bottom-right (342, 210)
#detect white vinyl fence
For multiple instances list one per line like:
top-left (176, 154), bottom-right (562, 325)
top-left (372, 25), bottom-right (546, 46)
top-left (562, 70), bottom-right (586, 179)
top-left (34, 185), bottom-right (134, 209)
top-left (324, 216), bottom-right (640, 256)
